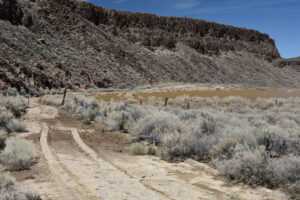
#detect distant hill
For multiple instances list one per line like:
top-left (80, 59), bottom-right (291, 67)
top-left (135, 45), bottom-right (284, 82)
top-left (0, 0), bottom-right (300, 91)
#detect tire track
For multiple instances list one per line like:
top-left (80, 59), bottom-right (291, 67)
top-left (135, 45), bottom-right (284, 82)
top-left (40, 123), bottom-right (101, 200)
top-left (53, 126), bottom-right (170, 200)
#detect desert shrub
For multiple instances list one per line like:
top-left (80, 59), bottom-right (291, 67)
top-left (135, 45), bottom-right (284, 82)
top-left (161, 130), bottom-right (192, 160)
top-left (28, 87), bottom-right (42, 97)
top-left (4, 88), bottom-right (18, 96)
top-left (286, 181), bottom-right (300, 199)
top-left (178, 110), bottom-right (198, 121)
top-left (0, 97), bottom-right (27, 118)
top-left (273, 155), bottom-right (300, 184)
top-left (25, 193), bottom-right (42, 200)
top-left (106, 111), bottom-right (128, 131)
top-left (145, 145), bottom-right (156, 155)
top-left (215, 146), bottom-right (275, 187)
top-left (7, 119), bottom-right (26, 133)
top-left (201, 118), bottom-right (216, 135)
top-left (0, 130), bottom-right (7, 151)
top-left (1, 137), bottom-right (38, 170)
top-left (161, 128), bottom-right (219, 161)
top-left (210, 138), bottom-right (237, 160)
top-left (64, 95), bottom-right (100, 123)
top-left (0, 169), bottom-right (41, 200)
top-left (4, 101), bottom-right (27, 118)
top-left (130, 143), bottom-right (145, 155)
top-left (82, 118), bottom-right (92, 125)
top-left (273, 155), bottom-right (300, 198)
top-left (0, 111), bottom-right (13, 131)
top-left (131, 111), bottom-right (185, 144)
top-left (256, 128), bottom-right (300, 156)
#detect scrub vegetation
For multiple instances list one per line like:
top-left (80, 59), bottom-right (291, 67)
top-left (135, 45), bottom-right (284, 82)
top-left (64, 95), bottom-right (300, 198)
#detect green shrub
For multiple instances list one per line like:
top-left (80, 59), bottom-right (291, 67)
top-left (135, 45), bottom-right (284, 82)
top-left (0, 111), bottom-right (13, 130)
top-left (130, 143), bottom-right (145, 155)
top-left (82, 118), bottom-right (92, 125)
top-left (7, 119), bottom-right (26, 133)
top-left (145, 145), bottom-right (156, 155)
top-left (210, 138), bottom-right (237, 160)
top-left (201, 118), bottom-right (216, 135)
top-left (1, 137), bottom-right (38, 170)
top-left (0, 137), bottom-right (5, 151)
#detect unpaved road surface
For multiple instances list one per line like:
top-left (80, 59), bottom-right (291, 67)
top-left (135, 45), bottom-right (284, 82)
top-left (9, 97), bottom-right (288, 200)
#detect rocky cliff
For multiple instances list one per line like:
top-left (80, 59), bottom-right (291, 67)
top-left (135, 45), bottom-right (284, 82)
top-left (0, 0), bottom-right (299, 92)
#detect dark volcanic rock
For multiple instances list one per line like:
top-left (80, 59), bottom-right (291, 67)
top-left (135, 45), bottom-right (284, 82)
top-left (0, 0), bottom-right (23, 25)
top-left (0, 0), bottom-right (299, 90)
top-left (64, 0), bottom-right (279, 59)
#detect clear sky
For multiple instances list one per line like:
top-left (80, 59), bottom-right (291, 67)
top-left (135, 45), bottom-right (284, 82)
top-left (87, 0), bottom-right (300, 58)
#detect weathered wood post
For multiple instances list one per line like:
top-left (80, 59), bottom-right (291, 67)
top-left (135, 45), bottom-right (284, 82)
top-left (275, 99), bottom-right (278, 106)
top-left (61, 88), bottom-right (67, 106)
top-left (187, 101), bottom-right (190, 110)
top-left (140, 99), bottom-right (143, 105)
top-left (165, 98), bottom-right (168, 107)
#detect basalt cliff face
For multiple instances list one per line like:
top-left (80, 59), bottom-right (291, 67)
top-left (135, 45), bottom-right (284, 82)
top-left (0, 0), bottom-right (299, 91)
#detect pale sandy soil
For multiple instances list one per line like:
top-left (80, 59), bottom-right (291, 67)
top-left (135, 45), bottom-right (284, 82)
top-left (2, 96), bottom-right (289, 200)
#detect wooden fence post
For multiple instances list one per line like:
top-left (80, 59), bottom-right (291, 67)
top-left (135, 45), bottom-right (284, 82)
top-left (61, 88), bottom-right (67, 106)
top-left (165, 98), bottom-right (168, 107)
top-left (187, 101), bottom-right (190, 109)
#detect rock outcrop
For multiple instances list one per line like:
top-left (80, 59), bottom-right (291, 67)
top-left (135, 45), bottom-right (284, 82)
top-left (0, 0), bottom-right (299, 91)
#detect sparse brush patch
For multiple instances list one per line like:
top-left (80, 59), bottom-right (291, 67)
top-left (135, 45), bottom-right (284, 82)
top-left (131, 111), bottom-right (185, 145)
top-left (0, 96), bottom-right (27, 118)
top-left (210, 138), bottom-right (237, 160)
top-left (130, 143), bottom-right (145, 155)
top-left (1, 137), bottom-right (38, 171)
top-left (4, 88), bottom-right (18, 96)
top-left (0, 169), bottom-right (41, 200)
top-left (64, 95), bottom-right (100, 124)
top-left (201, 118), bottom-right (216, 135)
top-left (214, 146), bottom-right (276, 187)
top-left (4, 100), bottom-right (27, 118)
top-left (7, 119), bottom-right (26, 133)
top-left (82, 118), bottom-right (92, 125)
top-left (230, 192), bottom-right (242, 200)
top-left (256, 127), bottom-right (300, 156)
top-left (0, 131), bottom-right (6, 151)
top-left (273, 155), bottom-right (300, 198)
top-left (62, 96), bottom-right (300, 197)
top-left (145, 145), bottom-right (156, 155)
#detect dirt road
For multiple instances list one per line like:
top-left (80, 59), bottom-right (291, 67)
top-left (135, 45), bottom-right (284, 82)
top-left (13, 98), bottom-right (288, 200)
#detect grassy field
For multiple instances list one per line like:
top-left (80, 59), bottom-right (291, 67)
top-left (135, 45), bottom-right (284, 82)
top-left (95, 89), bottom-right (300, 101)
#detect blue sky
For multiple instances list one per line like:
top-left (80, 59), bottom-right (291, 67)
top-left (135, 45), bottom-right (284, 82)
top-left (87, 0), bottom-right (300, 58)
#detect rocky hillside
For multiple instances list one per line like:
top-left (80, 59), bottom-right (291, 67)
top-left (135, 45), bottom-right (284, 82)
top-left (0, 0), bottom-right (299, 92)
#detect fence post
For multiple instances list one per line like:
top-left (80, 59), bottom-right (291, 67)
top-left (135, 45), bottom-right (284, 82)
top-left (187, 101), bottom-right (190, 109)
top-left (165, 98), bottom-right (168, 107)
top-left (61, 88), bottom-right (67, 106)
